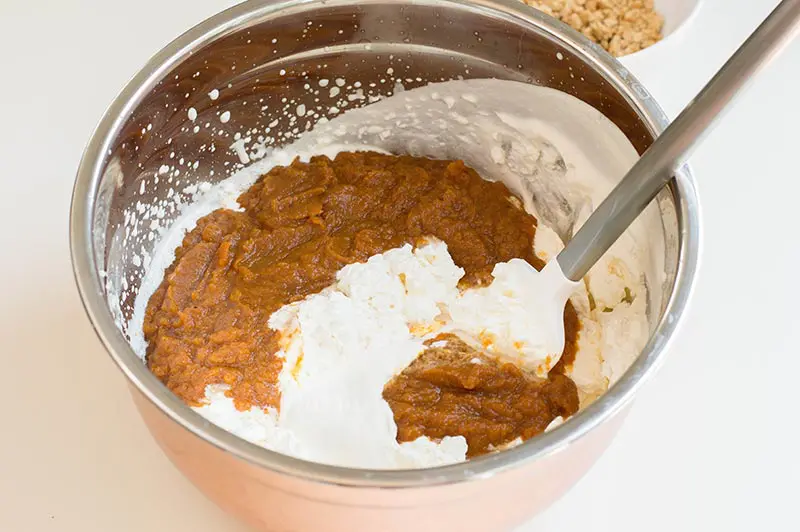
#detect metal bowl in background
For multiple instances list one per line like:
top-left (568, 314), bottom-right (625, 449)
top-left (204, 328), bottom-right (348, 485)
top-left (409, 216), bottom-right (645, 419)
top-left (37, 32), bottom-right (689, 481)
top-left (69, 0), bottom-right (700, 531)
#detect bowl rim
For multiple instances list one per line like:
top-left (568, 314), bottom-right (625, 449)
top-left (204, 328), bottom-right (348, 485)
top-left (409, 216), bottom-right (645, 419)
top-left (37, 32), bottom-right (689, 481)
top-left (69, 0), bottom-right (701, 489)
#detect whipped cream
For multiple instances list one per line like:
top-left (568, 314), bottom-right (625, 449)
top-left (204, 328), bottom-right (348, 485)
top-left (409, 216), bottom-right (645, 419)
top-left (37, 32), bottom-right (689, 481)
top-left (196, 239), bottom-right (579, 469)
top-left (267, 240), bottom-right (468, 468)
top-left (127, 79), bottom-right (654, 469)
top-left (449, 259), bottom-right (578, 378)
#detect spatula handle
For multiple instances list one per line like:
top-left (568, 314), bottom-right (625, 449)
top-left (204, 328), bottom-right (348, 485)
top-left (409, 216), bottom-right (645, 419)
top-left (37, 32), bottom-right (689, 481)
top-left (557, 0), bottom-right (800, 281)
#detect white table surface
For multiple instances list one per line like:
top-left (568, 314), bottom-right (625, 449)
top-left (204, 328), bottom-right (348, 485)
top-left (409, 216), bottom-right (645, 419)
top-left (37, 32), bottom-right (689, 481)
top-left (1, 1), bottom-right (797, 530)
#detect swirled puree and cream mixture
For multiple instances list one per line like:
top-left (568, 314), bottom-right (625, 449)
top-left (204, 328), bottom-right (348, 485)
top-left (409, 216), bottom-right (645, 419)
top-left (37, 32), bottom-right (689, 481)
top-left (130, 79), bottom-right (658, 469)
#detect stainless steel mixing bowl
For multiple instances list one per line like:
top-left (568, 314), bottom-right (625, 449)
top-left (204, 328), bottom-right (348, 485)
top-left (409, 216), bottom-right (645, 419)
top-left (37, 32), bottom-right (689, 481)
top-left (70, 1), bottom-right (700, 530)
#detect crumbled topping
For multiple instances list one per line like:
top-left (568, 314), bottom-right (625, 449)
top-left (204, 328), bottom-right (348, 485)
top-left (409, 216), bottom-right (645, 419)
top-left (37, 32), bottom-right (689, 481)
top-left (525, 0), bottom-right (664, 57)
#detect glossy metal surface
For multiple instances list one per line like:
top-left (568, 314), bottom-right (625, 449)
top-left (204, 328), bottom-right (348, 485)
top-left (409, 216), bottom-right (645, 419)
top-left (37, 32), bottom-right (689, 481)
top-left (69, 0), bottom-right (701, 528)
top-left (558, 0), bottom-right (800, 281)
top-left (133, 386), bottom-right (632, 531)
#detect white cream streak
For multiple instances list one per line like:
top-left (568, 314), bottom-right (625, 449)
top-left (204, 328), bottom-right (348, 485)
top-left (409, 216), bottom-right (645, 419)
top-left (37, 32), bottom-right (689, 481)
top-left (128, 79), bottom-right (653, 469)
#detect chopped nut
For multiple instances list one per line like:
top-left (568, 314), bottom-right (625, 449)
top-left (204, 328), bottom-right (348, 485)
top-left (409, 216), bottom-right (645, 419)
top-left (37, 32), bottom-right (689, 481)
top-left (523, 0), bottom-right (664, 57)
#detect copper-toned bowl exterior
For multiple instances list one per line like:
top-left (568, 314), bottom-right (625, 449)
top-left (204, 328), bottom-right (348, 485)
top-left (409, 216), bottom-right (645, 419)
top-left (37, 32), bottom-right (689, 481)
top-left (70, 1), bottom-right (700, 530)
top-left (134, 389), bottom-right (631, 531)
